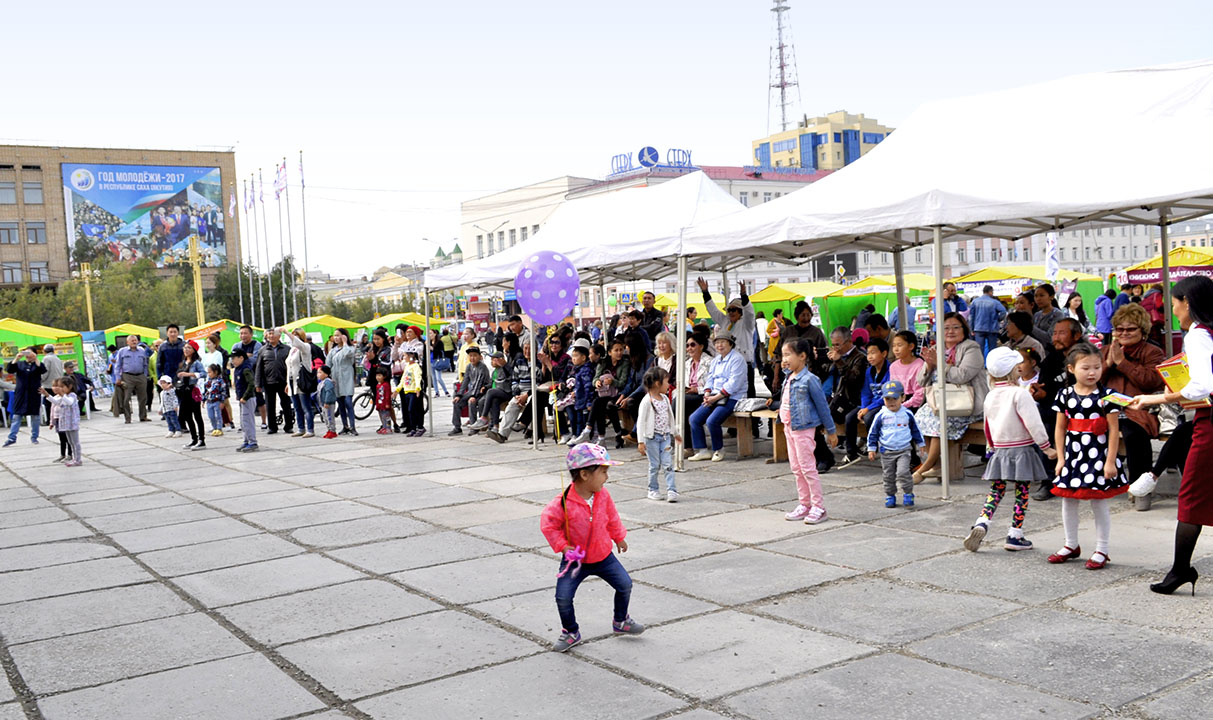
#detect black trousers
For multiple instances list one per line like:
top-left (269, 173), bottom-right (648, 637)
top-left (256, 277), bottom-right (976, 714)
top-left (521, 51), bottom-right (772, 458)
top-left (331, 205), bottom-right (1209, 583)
top-left (264, 382), bottom-right (292, 432)
top-left (176, 388), bottom-right (205, 443)
top-left (1153, 418), bottom-right (1193, 476)
top-left (1119, 418), bottom-right (1154, 482)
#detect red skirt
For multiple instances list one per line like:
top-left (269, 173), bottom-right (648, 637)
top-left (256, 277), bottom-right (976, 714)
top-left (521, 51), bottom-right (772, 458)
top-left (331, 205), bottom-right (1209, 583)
top-left (1179, 408), bottom-right (1213, 526)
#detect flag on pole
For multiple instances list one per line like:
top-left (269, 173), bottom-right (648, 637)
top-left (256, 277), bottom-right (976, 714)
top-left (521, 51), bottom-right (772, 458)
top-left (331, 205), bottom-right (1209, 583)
top-left (1045, 231), bottom-right (1060, 282)
top-left (258, 176), bottom-right (264, 204)
top-left (298, 153), bottom-right (305, 189)
top-left (274, 162), bottom-right (287, 199)
top-left (243, 179), bottom-right (252, 211)
top-left (228, 189), bottom-right (236, 218)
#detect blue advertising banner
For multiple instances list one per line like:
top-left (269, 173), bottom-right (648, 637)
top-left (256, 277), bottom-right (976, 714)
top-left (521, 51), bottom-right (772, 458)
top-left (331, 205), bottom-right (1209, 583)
top-left (62, 163), bottom-right (227, 269)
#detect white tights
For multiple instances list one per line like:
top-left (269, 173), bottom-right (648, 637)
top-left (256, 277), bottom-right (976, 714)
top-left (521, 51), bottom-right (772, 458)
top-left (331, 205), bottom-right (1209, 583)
top-left (1062, 497), bottom-right (1111, 555)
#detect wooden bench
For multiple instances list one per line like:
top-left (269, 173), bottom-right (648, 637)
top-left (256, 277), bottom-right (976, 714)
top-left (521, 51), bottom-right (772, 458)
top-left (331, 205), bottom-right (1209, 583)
top-left (723, 409), bottom-right (784, 461)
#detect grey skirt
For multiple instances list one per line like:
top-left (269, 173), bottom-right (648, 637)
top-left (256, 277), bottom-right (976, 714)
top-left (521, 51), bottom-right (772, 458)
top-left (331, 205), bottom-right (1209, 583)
top-left (983, 445), bottom-right (1047, 483)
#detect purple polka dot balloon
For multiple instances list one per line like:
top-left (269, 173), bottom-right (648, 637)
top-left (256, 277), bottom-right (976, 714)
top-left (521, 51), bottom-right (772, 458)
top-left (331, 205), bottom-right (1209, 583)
top-left (514, 251), bottom-right (581, 322)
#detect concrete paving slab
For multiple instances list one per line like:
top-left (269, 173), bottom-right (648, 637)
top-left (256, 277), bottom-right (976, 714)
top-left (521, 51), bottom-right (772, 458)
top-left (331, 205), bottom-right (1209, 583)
top-left (0, 506), bottom-right (71, 529)
top-left (910, 608), bottom-right (1213, 707)
top-left (360, 485), bottom-right (495, 512)
top-left (632, 548), bottom-right (857, 605)
top-left (10, 612), bottom-right (249, 694)
top-left (288, 515), bottom-right (435, 548)
top-left (614, 497), bottom-right (748, 526)
top-left (760, 523), bottom-right (957, 571)
top-left (0, 582), bottom-right (191, 645)
top-left (0, 556), bottom-right (151, 605)
top-left (725, 653), bottom-right (1092, 719)
top-left (136, 533), bottom-right (305, 577)
top-left (891, 549), bottom-right (1137, 603)
top-left (411, 497), bottom-right (541, 529)
top-left (578, 610), bottom-right (872, 699)
top-left (240, 501), bottom-right (383, 531)
top-left (0, 704), bottom-right (20, 720)
top-left (690, 474), bottom-right (802, 506)
top-left (330, 531), bottom-right (511, 574)
top-left (871, 496), bottom-right (1004, 536)
top-left (0, 540), bottom-right (117, 572)
top-left (173, 554), bottom-right (365, 607)
top-left (176, 478), bottom-right (299, 501)
top-left (1138, 674), bottom-right (1213, 719)
top-left (663, 712), bottom-right (730, 720)
top-left (87, 504), bottom-right (222, 534)
top-left (1063, 557), bottom-right (1213, 643)
top-left (207, 488), bottom-right (338, 515)
top-left (0, 487), bottom-right (39, 501)
top-left (393, 551), bottom-right (555, 603)
top-left (67, 491), bottom-right (193, 518)
top-left (813, 488), bottom-right (945, 523)
top-left (0, 496), bottom-right (54, 513)
top-left (0, 519), bottom-right (93, 549)
top-left (667, 507), bottom-right (829, 544)
top-left (470, 579), bottom-right (718, 642)
top-left (315, 475), bottom-right (441, 499)
top-left (55, 485), bottom-right (161, 504)
top-left (466, 472), bottom-right (568, 497)
top-left (35, 653), bottom-right (324, 720)
top-left (278, 611), bottom-right (536, 700)
top-left (756, 577), bottom-right (1021, 644)
top-left (217, 579), bottom-right (441, 646)
top-left (290, 466), bottom-right (390, 487)
top-left (108, 516), bottom-right (261, 553)
top-left (460, 516), bottom-right (554, 549)
top-left (587, 528), bottom-right (735, 571)
top-left (356, 653), bottom-right (685, 720)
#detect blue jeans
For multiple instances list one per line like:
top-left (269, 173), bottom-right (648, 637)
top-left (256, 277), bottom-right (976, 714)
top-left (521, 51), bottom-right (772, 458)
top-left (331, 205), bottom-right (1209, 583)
top-left (337, 395), bottom-right (356, 432)
top-left (430, 365), bottom-right (448, 395)
top-left (568, 407), bottom-right (587, 436)
top-left (646, 432), bottom-right (676, 493)
top-left (164, 410), bottom-right (181, 433)
top-left (7, 413), bottom-right (40, 443)
top-left (690, 397), bottom-right (737, 451)
top-left (292, 393), bottom-right (315, 433)
top-left (206, 402), bottom-right (223, 432)
top-left (555, 552), bottom-right (632, 634)
top-left (975, 331), bottom-right (999, 359)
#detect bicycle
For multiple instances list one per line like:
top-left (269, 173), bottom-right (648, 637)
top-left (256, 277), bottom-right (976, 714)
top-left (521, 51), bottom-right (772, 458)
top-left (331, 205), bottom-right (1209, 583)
top-left (353, 386), bottom-right (429, 422)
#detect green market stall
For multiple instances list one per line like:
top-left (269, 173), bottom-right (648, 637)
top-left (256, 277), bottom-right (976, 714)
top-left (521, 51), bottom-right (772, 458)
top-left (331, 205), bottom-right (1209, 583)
top-left (0, 318), bottom-right (84, 369)
top-left (819, 274), bottom-right (935, 332)
top-left (281, 315), bottom-right (362, 343)
top-left (104, 323), bottom-right (160, 348)
top-left (749, 281), bottom-right (843, 321)
top-left (185, 319), bottom-right (263, 350)
top-left (950, 265), bottom-right (1104, 321)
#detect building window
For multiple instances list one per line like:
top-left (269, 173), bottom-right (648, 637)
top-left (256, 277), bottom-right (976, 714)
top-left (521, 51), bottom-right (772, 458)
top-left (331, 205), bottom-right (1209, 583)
top-left (835, 151), bottom-right (841, 161)
top-left (774, 192), bottom-right (782, 198)
top-left (1121, 246), bottom-right (1127, 258)
top-left (28, 262), bottom-right (48, 283)
top-left (25, 222), bottom-right (46, 244)
top-left (509, 229), bottom-right (516, 246)
top-left (520, 226), bottom-right (528, 242)
top-left (1084, 248), bottom-right (1090, 260)
top-left (881, 253), bottom-right (889, 263)
top-left (1071, 248), bottom-right (1078, 261)
top-left (863, 251), bottom-right (871, 265)
top-left (0, 222), bottom-right (17, 244)
top-left (476, 235), bottom-right (483, 257)
top-left (763, 192), bottom-right (772, 203)
top-left (833, 133), bottom-right (841, 143)
top-left (1023, 247), bottom-right (1031, 261)
top-left (22, 181), bottom-right (42, 204)
top-left (772, 139), bottom-right (796, 153)
top-left (0, 182), bottom-right (14, 204)
top-left (532, 224), bottom-right (539, 237)
top-left (914, 249), bottom-right (923, 263)
top-left (497, 231), bottom-right (505, 252)
top-left (956, 248), bottom-right (966, 263)
top-left (738, 193), bottom-right (748, 207)
top-left (974, 248), bottom-right (983, 263)
top-left (2, 262), bottom-right (21, 284)
top-left (862, 132), bottom-right (884, 144)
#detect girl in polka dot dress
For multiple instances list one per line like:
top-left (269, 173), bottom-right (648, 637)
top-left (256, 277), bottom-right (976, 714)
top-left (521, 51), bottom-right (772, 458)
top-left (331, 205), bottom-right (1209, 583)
top-left (1048, 342), bottom-right (1129, 569)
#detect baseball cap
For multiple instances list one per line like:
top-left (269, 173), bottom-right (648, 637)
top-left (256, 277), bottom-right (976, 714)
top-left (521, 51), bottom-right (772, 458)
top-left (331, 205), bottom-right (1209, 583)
top-left (158, 375), bottom-right (173, 384)
top-left (570, 338), bottom-right (591, 353)
top-left (488, 351), bottom-right (504, 359)
top-left (986, 346), bottom-right (1022, 377)
top-left (466, 346), bottom-right (482, 354)
top-left (881, 380), bottom-right (905, 399)
top-left (567, 443), bottom-right (623, 470)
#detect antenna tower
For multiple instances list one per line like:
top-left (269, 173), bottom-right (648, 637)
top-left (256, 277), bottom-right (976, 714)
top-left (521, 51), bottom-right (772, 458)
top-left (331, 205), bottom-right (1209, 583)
top-left (768, 0), bottom-right (801, 133)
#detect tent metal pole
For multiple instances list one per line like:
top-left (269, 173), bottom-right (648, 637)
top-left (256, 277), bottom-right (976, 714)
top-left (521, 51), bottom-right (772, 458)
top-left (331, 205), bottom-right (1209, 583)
top-left (1160, 208), bottom-right (1175, 357)
top-left (893, 237), bottom-right (908, 330)
top-left (933, 225), bottom-right (950, 500)
top-left (425, 291), bottom-right (433, 437)
top-left (721, 270), bottom-right (729, 295)
top-left (530, 322), bottom-right (540, 453)
top-left (675, 256), bottom-right (688, 471)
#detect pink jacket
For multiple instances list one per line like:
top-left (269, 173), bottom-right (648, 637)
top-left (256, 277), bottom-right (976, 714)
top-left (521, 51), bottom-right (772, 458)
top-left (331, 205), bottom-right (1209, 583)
top-left (890, 358), bottom-right (926, 409)
top-left (540, 487), bottom-right (626, 564)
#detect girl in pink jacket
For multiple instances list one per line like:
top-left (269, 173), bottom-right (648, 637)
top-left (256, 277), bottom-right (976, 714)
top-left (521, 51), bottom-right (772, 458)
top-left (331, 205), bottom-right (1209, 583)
top-left (540, 443), bottom-right (645, 652)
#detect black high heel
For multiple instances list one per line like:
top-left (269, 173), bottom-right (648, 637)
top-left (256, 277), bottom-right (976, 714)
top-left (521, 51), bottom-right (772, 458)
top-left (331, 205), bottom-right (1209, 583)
top-left (1150, 567), bottom-right (1199, 596)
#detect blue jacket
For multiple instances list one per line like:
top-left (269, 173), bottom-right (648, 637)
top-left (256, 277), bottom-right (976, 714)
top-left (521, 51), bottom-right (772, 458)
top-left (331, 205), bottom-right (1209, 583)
top-left (705, 350), bottom-right (748, 399)
top-left (1095, 294), bottom-right (1114, 334)
top-left (859, 362), bottom-right (892, 414)
top-left (784, 368), bottom-right (835, 433)
top-left (317, 377), bottom-right (337, 405)
top-left (572, 361), bottom-right (595, 411)
top-left (968, 294), bottom-right (1007, 333)
top-left (935, 295), bottom-right (969, 317)
top-left (867, 406), bottom-right (924, 452)
top-left (1113, 292), bottom-right (1130, 311)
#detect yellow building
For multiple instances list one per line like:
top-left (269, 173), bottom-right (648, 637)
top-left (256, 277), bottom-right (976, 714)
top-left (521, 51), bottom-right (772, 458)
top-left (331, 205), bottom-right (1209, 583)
top-left (751, 110), bottom-right (894, 171)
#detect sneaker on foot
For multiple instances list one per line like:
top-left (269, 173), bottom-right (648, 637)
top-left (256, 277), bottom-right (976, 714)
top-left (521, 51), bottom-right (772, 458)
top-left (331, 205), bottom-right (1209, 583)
top-left (447, 428), bottom-right (463, 436)
top-left (486, 430), bottom-right (505, 443)
top-left (244, 443), bottom-right (259, 452)
top-left (687, 449), bottom-right (712, 462)
top-left (1129, 471), bottom-right (1157, 497)
top-left (165, 432), bottom-right (175, 438)
top-left (803, 507), bottom-right (828, 525)
top-left (302, 432), bottom-right (314, 438)
top-left (647, 489), bottom-right (663, 501)
top-left (612, 617), bottom-right (645, 635)
top-left (710, 450), bottom-right (725, 462)
top-left (323, 431), bottom-right (337, 439)
top-left (903, 493), bottom-right (915, 508)
top-left (3, 440), bottom-right (15, 447)
top-left (885, 495), bottom-right (897, 508)
top-left (667, 490), bottom-right (679, 503)
top-left (291, 431), bottom-right (304, 437)
top-left (552, 629), bottom-right (582, 652)
top-left (786, 504), bottom-right (811, 520)
top-left (1004, 535), bottom-right (1034, 551)
top-left (963, 522), bottom-right (988, 552)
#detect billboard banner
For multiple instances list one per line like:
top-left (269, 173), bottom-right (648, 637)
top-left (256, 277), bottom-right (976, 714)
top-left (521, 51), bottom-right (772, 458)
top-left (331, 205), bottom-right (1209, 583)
top-left (62, 163), bottom-right (227, 269)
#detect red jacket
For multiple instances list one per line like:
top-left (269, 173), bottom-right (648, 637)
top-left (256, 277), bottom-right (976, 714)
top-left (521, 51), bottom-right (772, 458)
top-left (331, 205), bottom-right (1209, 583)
top-left (374, 382), bottom-right (392, 410)
top-left (540, 487), bottom-right (626, 564)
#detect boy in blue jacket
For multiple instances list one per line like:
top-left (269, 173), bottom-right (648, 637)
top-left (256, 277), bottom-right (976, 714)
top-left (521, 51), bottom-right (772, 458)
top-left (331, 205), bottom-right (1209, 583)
top-left (843, 338), bottom-right (891, 465)
top-left (867, 380), bottom-right (926, 508)
top-left (566, 338), bottom-right (597, 446)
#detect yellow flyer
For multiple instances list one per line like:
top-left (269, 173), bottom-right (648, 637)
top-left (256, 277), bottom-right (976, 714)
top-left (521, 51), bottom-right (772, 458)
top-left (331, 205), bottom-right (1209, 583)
top-left (1157, 353), bottom-right (1212, 409)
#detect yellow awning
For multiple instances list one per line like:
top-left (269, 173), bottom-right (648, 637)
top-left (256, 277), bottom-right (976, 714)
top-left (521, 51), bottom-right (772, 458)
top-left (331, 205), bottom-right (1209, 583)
top-left (823, 273), bottom-right (937, 297)
top-left (105, 323), bottom-right (160, 340)
top-left (1121, 247), bottom-right (1213, 273)
top-left (749, 281), bottom-right (843, 303)
top-left (281, 315), bottom-right (362, 332)
top-left (0, 318), bottom-right (81, 339)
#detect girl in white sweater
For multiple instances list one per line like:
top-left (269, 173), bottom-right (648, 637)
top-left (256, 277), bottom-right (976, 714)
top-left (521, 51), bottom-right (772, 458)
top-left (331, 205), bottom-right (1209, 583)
top-left (637, 366), bottom-right (680, 502)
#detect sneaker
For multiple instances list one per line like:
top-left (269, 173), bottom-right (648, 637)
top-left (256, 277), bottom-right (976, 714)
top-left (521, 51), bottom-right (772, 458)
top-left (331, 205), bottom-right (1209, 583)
top-left (378, 428), bottom-right (391, 435)
top-left (903, 493), bottom-right (915, 508)
top-left (612, 617), bottom-right (645, 635)
top-left (183, 441), bottom-right (197, 449)
top-left (511, 422), bottom-right (525, 433)
top-left (323, 431), bottom-right (337, 439)
top-left (302, 432), bottom-right (314, 438)
top-left (260, 423), bottom-right (268, 430)
top-left (349, 429), bottom-right (359, 436)
top-left (448, 428), bottom-right (463, 436)
top-left (486, 430), bottom-right (505, 443)
top-left (667, 490), bottom-right (679, 503)
top-left (647, 489), bottom-right (663, 501)
top-left (840, 453), bottom-right (863, 468)
top-left (1004, 535), bottom-right (1034, 551)
top-left (468, 418), bottom-right (489, 431)
top-left (65, 460), bottom-right (82, 467)
top-left (589, 433), bottom-right (601, 445)
top-left (5, 439), bottom-right (18, 447)
top-left (963, 522), bottom-right (988, 552)
top-left (243, 443), bottom-right (259, 452)
top-left (885, 495), bottom-right (897, 508)
top-left (1129, 472), bottom-right (1157, 497)
top-left (467, 427), bottom-right (480, 436)
top-left (710, 450), bottom-right (725, 462)
top-left (785, 504), bottom-right (811, 520)
top-left (687, 449), bottom-right (711, 462)
top-left (803, 507), bottom-right (828, 525)
top-left (32, 438), bottom-right (38, 444)
top-left (552, 629), bottom-right (582, 653)
top-left (1032, 484), bottom-right (1053, 502)
top-left (191, 443), bottom-right (206, 451)
top-left (411, 429), bottom-right (426, 437)
top-left (165, 432), bottom-right (175, 438)
top-left (291, 431), bottom-right (304, 438)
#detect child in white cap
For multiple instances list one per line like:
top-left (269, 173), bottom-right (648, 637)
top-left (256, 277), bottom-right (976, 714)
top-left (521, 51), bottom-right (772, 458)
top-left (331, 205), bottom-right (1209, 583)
top-left (964, 347), bottom-right (1057, 552)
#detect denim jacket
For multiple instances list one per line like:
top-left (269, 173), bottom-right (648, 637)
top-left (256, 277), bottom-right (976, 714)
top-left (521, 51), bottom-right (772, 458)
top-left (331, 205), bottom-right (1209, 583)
top-left (784, 368), bottom-right (836, 434)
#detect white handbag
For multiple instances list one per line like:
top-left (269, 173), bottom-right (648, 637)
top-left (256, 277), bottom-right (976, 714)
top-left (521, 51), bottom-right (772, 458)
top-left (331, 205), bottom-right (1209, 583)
top-left (928, 382), bottom-right (974, 416)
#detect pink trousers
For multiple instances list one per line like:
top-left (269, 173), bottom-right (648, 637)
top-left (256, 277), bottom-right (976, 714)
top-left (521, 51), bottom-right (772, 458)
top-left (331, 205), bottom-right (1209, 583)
top-left (786, 425), bottom-right (825, 509)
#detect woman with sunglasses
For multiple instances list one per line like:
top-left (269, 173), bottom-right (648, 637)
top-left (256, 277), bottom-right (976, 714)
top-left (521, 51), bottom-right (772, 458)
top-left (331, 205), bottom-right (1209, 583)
top-left (1101, 303), bottom-right (1165, 508)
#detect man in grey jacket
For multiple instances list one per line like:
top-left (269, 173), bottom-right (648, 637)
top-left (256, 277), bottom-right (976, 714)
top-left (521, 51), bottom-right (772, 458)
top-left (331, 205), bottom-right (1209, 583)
top-left (449, 347), bottom-right (489, 436)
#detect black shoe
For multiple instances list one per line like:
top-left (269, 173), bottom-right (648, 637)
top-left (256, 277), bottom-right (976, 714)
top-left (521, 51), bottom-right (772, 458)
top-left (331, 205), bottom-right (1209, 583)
top-left (615, 435), bottom-right (625, 449)
top-left (1150, 567), bottom-right (1199, 595)
top-left (267, 429), bottom-right (278, 435)
top-left (486, 430), bottom-right (505, 444)
top-left (1032, 484), bottom-right (1053, 501)
top-left (448, 428), bottom-right (462, 436)
top-left (339, 428), bottom-right (350, 435)
top-left (816, 461), bottom-right (832, 474)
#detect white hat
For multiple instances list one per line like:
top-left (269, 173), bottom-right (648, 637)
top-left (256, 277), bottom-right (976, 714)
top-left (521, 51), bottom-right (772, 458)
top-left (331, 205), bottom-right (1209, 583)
top-left (158, 375), bottom-right (173, 385)
top-left (986, 347), bottom-right (1022, 378)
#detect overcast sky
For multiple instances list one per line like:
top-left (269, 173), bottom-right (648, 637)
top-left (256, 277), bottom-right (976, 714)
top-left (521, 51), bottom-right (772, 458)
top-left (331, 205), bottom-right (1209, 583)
top-left (7, 1), bottom-right (1212, 277)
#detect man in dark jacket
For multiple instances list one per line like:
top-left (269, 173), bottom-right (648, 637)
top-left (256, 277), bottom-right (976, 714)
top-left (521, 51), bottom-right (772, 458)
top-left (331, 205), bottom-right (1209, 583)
top-left (639, 291), bottom-right (664, 340)
top-left (254, 329), bottom-right (293, 434)
top-left (232, 325), bottom-right (265, 429)
top-left (449, 347), bottom-right (489, 435)
top-left (824, 327), bottom-right (868, 469)
top-left (157, 324), bottom-right (185, 383)
top-left (4, 347), bottom-right (46, 446)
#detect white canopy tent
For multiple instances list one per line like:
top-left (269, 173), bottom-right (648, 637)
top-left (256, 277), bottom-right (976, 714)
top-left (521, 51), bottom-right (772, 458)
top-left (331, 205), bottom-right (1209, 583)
top-left (678, 59), bottom-right (1213, 496)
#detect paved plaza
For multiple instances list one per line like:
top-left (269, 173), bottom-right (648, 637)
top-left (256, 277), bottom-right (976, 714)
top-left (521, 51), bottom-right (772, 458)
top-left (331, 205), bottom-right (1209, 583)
top-left (0, 398), bottom-right (1211, 720)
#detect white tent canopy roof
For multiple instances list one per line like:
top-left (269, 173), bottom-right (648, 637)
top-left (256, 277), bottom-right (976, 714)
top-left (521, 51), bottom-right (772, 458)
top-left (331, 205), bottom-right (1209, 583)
top-left (681, 59), bottom-right (1213, 270)
top-left (424, 171), bottom-right (744, 290)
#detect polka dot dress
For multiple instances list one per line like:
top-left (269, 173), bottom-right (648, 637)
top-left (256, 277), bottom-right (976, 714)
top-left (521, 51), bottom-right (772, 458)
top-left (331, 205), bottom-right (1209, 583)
top-left (1050, 387), bottom-right (1130, 499)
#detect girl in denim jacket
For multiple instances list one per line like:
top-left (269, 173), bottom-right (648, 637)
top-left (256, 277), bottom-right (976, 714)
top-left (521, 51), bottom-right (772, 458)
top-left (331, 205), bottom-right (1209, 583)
top-left (781, 338), bottom-right (838, 525)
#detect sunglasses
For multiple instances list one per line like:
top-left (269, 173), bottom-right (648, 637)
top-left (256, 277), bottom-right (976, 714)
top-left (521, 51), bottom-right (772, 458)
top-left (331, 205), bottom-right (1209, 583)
top-left (1113, 326), bottom-right (1140, 333)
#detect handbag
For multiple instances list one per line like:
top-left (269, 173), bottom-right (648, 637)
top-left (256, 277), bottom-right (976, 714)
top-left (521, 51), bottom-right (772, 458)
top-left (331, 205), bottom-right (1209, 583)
top-left (927, 382), bottom-right (974, 415)
top-left (433, 356), bottom-right (451, 372)
top-left (597, 371), bottom-right (619, 398)
top-left (190, 386), bottom-right (202, 404)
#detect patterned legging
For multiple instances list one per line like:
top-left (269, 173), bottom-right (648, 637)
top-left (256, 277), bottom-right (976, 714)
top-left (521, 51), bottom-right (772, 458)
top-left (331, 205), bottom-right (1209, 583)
top-left (980, 480), bottom-right (1030, 528)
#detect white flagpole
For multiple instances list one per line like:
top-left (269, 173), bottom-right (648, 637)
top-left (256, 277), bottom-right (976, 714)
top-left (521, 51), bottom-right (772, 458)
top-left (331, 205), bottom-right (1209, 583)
top-left (242, 181), bottom-right (257, 328)
top-left (258, 169), bottom-right (276, 327)
top-left (299, 150), bottom-right (312, 317)
top-left (273, 168), bottom-right (288, 323)
top-left (282, 158), bottom-right (298, 321)
top-left (231, 182), bottom-right (245, 325)
top-left (248, 175), bottom-right (266, 329)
